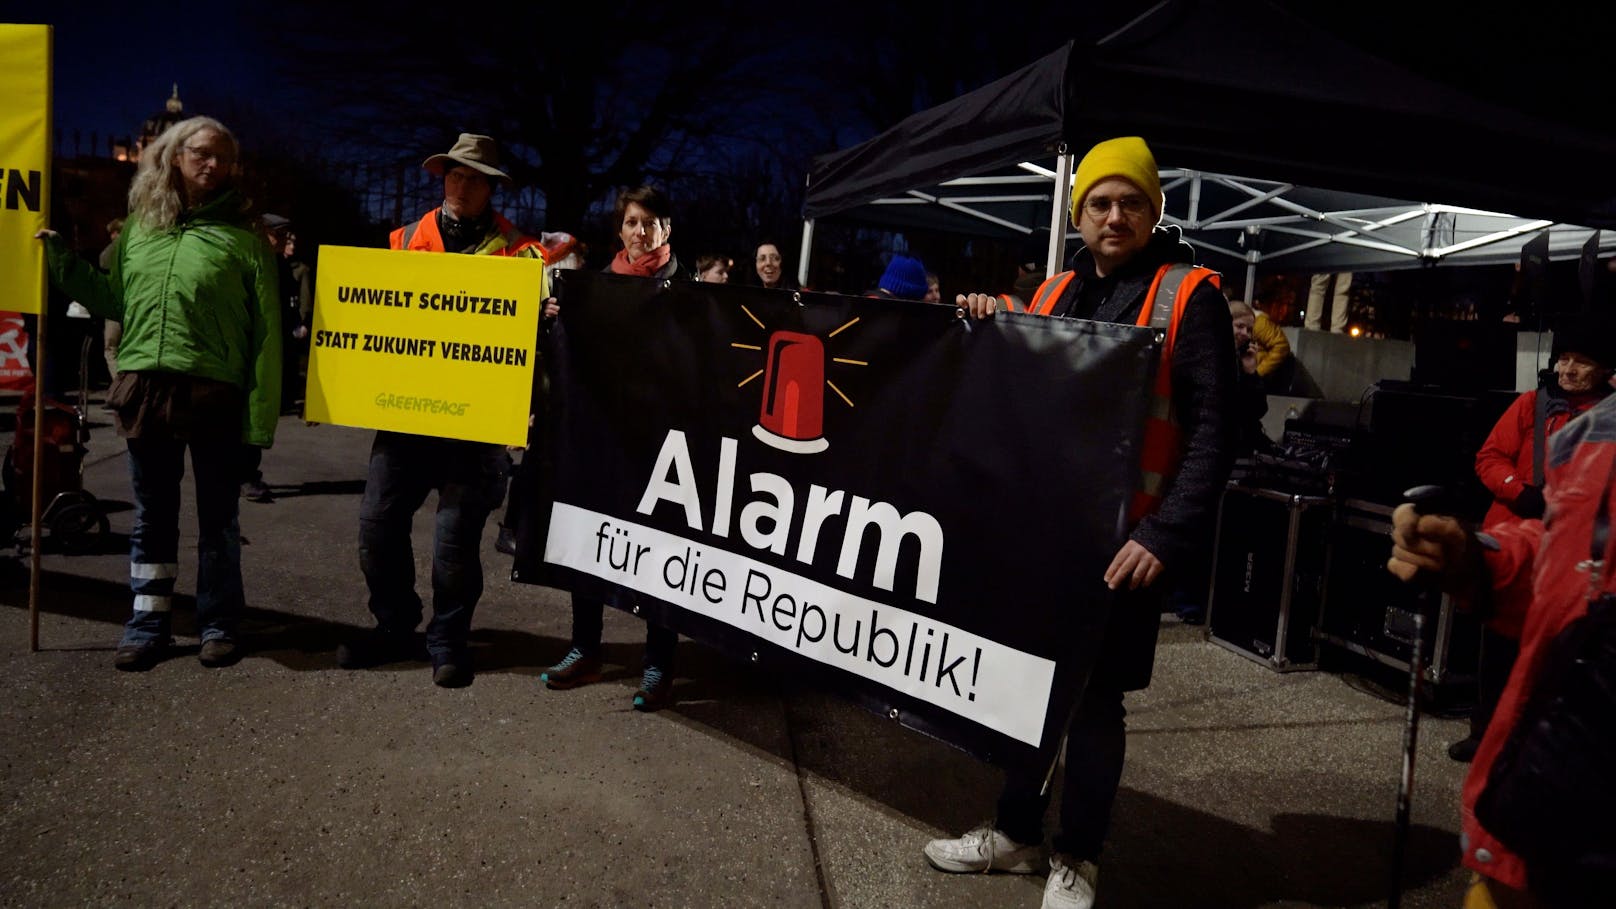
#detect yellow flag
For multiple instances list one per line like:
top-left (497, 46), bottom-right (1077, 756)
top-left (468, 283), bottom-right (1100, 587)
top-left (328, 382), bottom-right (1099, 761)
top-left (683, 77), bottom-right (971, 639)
top-left (304, 246), bottom-right (546, 446)
top-left (0, 25), bottom-right (51, 315)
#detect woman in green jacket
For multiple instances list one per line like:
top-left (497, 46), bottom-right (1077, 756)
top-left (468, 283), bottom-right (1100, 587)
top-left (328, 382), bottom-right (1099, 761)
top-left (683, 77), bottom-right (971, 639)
top-left (40, 116), bottom-right (281, 671)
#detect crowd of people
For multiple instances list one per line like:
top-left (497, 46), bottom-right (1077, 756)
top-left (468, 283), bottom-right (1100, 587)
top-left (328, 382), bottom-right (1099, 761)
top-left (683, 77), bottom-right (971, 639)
top-left (34, 115), bottom-right (1615, 909)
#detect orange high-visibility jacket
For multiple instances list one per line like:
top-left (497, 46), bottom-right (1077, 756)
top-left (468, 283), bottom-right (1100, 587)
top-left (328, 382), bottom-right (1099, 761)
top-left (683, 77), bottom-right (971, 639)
top-left (1024, 262), bottom-right (1219, 523)
top-left (391, 208), bottom-right (547, 263)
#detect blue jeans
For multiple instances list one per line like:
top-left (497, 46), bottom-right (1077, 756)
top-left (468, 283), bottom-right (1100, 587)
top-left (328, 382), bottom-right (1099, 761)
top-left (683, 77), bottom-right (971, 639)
top-left (357, 432), bottom-right (509, 659)
top-left (123, 435), bottom-right (245, 646)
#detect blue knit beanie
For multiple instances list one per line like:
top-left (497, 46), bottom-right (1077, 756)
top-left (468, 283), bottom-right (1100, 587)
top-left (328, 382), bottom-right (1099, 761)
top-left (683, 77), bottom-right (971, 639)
top-left (879, 255), bottom-right (929, 300)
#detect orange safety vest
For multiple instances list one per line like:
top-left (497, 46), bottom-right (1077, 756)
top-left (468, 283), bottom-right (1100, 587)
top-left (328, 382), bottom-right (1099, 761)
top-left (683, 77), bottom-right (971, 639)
top-left (1025, 262), bottom-right (1219, 523)
top-left (390, 208), bottom-right (546, 260)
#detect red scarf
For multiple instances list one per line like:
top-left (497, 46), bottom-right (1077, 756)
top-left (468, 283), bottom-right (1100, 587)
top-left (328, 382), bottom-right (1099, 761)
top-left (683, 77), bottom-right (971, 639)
top-left (610, 244), bottom-right (671, 277)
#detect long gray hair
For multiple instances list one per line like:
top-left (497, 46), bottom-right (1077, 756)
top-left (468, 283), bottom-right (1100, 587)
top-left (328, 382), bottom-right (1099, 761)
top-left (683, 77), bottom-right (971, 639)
top-left (126, 116), bottom-right (239, 231)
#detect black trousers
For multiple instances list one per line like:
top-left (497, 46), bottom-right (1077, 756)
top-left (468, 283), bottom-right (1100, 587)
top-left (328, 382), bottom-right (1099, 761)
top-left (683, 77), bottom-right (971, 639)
top-left (995, 678), bottom-right (1127, 861)
top-left (570, 594), bottom-right (678, 671)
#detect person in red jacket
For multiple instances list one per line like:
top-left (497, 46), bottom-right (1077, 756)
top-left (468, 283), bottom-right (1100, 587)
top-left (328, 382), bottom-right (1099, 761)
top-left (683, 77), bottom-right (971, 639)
top-left (1448, 317), bottom-right (1615, 762)
top-left (1389, 389), bottom-right (1616, 908)
top-left (1475, 321), bottom-right (1614, 530)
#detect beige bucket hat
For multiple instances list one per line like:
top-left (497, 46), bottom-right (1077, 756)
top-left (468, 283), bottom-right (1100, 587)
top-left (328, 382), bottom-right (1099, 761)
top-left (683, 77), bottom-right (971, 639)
top-left (422, 133), bottom-right (513, 187)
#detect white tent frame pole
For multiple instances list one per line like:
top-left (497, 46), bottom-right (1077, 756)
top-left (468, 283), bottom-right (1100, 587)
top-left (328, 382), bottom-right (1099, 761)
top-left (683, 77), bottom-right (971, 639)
top-left (1263, 195), bottom-right (1424, 252)
top-left (1171, 231), bottom-right (1248, 261)
top-left (1430, 203), bottom-right (1555, 218)
top-left (1256, 208), bottom-right (1429, 261)
top-left (1427, 219), bottom-right (1555, 258)
top-left (871, 195), bottom-right (1050, 205)
top-left (905, 190), bottom-right (1036, 235)
top-left (1420, 206), bottom-right (1441, 257)
top-left (797, 218), bottom-right (814, 288)
top-left (939, 175), bottom-right (1050, 186)
top-left (1045, 149), bottom-right (1074, 277)
top-left (934, 194), bottom-right (1050, 204)
top-left (1205, 207), bottom-right (1413, 230)
top-left (1260, 225), bottom-right (1426, 260)
top-left (1199, 181), bottom-right (1295, 225)
top-left (1160, 175), bottom-right (1192, 195)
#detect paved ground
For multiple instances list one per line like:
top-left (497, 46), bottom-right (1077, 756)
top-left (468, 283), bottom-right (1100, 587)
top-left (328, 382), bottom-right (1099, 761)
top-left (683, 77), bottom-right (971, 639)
top-left (0, 411), bottom-right (1475, 908)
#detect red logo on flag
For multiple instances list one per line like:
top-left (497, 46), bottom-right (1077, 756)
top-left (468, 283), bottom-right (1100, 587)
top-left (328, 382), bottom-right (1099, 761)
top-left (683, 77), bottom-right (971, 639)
top-left (753, 330), bottom-right (828, 453)
top-left (735, 305), bottom-right (862, 455)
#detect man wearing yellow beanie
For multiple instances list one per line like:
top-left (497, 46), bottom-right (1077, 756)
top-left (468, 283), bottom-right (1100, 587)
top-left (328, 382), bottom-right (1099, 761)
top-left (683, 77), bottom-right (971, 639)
top-left (925, 137), bottom-right (1236, 909)
top-left (1068, 136), bottom-right (1164, 233)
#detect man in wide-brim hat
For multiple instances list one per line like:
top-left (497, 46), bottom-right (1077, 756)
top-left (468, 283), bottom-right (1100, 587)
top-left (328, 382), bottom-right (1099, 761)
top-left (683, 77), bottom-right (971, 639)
top-left (337, 133), bottom-right (545, 689)
top-left (421, 133), bottom-right (515, 188)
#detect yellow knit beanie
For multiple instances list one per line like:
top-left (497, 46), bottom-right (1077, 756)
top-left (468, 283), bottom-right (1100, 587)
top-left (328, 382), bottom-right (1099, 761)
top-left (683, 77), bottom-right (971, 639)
top-left (1069, 136), bottom-right (1163, 227)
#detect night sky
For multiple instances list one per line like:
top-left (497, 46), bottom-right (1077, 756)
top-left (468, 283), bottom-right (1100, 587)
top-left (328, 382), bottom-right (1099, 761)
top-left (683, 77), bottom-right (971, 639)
top-left (26, 2), bottom-right (1601, 152)
top-left (24, 8), bottom-right (278, 145)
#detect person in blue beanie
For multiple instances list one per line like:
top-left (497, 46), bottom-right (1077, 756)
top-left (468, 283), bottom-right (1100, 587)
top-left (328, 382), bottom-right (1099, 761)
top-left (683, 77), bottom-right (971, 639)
top-left (869, 254), bottom-right (930, 301)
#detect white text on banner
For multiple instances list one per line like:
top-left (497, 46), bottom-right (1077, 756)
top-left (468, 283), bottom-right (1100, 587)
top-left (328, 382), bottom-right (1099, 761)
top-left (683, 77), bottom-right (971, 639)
top-left (545, 500), bottom-right (1055, 745)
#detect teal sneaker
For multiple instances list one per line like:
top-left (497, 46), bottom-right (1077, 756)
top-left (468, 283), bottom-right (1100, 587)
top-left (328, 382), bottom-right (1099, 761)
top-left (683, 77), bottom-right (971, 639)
top-left (633, 665), bottom-right (672, 711)
top-left (541, 648), bottom-right (602, 690)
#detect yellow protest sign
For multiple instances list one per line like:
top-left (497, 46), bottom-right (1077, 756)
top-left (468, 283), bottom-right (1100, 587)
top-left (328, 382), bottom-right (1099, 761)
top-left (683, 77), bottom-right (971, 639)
top-left (304, 246), bottom-right (545, 446)
top-left (0, 25), bottom-right (51, 316)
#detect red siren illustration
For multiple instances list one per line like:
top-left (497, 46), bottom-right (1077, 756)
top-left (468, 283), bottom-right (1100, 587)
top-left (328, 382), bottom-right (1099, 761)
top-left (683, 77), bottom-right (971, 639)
top-left (753, 330), bottom-right (829, 453)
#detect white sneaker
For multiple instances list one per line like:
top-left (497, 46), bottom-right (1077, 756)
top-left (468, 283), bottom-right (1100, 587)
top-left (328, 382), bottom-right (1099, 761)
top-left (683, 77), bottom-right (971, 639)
top-left (1042, 853), bottom-right (1099, 909)
top-left (923, 824), bottom-right (1044, 874)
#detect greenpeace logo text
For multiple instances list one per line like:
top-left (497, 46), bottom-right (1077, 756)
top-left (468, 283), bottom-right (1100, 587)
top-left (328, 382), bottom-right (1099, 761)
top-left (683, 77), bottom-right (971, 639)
top-left (373, 393), bottom-right (471, 416)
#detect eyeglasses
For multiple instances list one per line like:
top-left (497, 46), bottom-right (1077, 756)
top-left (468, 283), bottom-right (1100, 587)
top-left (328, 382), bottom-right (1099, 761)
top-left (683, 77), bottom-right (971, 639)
top-left (1083, 194), bottom-right (1151, 219)
top-left (181, 145), bottom-right (233, 165)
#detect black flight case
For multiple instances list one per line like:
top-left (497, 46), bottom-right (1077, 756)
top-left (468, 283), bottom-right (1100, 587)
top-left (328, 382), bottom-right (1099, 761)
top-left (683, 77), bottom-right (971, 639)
top-left (1316, 498), bottom-right (1479, 686)
top-left (1205, 484), bottom-right (1332, 671)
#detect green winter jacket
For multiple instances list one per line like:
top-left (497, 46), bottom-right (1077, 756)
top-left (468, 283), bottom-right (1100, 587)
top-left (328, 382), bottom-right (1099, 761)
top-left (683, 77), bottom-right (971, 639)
top-left (46, 190), bottom-right (282, 446)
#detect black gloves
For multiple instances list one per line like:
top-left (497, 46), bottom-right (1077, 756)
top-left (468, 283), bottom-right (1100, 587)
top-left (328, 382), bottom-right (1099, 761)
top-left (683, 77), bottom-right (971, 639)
top-left (1511, 484), bottom-right (1546, 520)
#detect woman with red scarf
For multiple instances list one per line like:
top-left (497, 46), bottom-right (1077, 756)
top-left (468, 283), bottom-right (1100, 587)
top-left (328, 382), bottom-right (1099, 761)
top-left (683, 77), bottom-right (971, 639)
top-left (604, 185), bottom-right (684, 281)
top-left (540, 185), bottom-right (682, 710)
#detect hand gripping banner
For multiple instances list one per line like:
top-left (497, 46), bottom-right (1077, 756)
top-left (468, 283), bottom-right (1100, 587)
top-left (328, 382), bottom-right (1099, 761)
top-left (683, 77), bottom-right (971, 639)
top-left (514, 272), bottom-right (1156, 767)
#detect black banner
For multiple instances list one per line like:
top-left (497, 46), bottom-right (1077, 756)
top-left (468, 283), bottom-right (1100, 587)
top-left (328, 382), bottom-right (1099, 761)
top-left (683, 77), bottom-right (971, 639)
top-left (514, 271), bottom-right (1156, 767)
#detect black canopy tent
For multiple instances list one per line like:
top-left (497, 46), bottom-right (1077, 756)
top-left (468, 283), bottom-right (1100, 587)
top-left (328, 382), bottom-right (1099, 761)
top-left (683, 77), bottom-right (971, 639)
top-left (798, 0), bottom-right (1616, 288)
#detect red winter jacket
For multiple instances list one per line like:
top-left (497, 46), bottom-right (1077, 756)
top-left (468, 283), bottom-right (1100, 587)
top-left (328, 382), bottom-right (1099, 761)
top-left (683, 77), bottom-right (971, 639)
top-left (1476, 386), bottom-right (1608, 531)
top-left (1460, 393), bottom-right (1616, 893)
